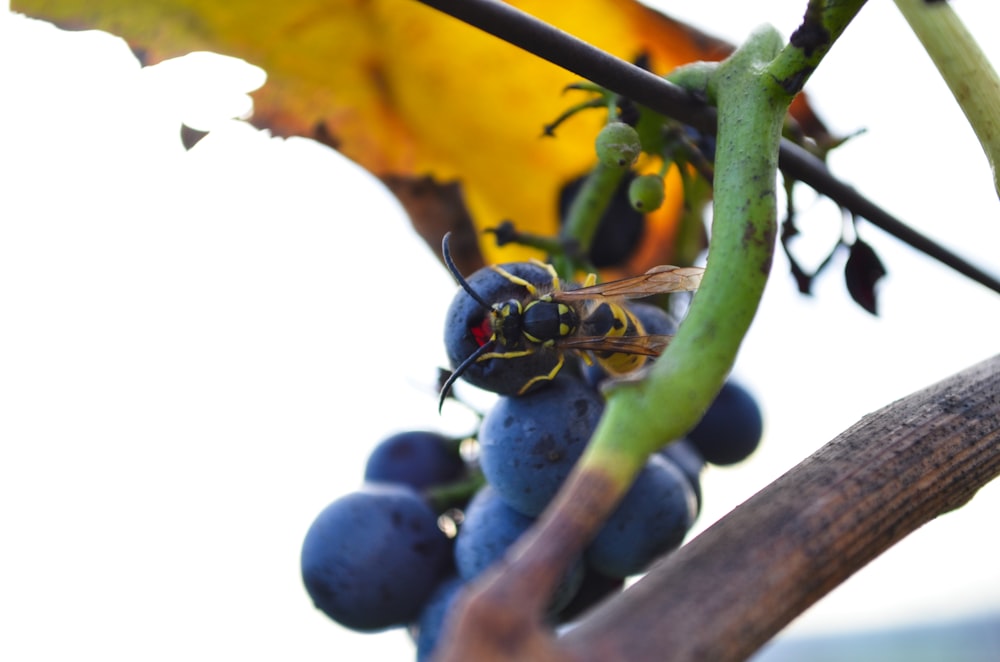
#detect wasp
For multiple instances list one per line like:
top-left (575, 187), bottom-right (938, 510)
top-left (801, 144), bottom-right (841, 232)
top-left (439, 233), bottom-right (704, 409)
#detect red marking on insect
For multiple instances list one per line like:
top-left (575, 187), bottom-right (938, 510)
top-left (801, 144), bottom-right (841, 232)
top-left (471, 317), bottom-right (492, 346)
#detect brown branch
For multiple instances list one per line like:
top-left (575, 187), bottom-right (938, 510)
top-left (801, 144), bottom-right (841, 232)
top-left (562, 352), bottom-right (1000, 661)
top-left (435, 353), bottom-right (1000, 661)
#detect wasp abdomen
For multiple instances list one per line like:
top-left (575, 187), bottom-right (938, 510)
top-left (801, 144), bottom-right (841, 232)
top-left (582, 303), bottom-right (648, 374)
top-left (581, 302), bottom-right (634, 337)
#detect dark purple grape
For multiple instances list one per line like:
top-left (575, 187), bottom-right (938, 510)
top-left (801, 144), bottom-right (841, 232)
top-left (629, 301), bottom-right (680, 336)
top-left (454, 485), bottom-right (535, 579)
top-left (363, 430), bottom-right (465, 491)
top-left (414, 575), bottom-right (465, 662)
top-left (555, 566), bottom-right (625, 623)
top-left (478, 375), bottom-right (604, 516)
top-left (300, 484), bottom-right (452, 631)
top-left (657, 438), bottom-right (705, 512)
top-left (454, 485), bottom-right (583, 614)
top-left (558, 172), bottom-right (644, 269)
top-left (444, 261), bottom-right (562, 397)
top-left (684, 124), bottom-right (717, 162)
top-left (585, 454), bottom-right (697, 578)
top-left (688, 380), bottom-right (763, 466)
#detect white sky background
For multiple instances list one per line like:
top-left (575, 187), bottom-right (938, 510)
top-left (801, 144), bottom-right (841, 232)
top-left (1, 1), bottom-right (999, 660)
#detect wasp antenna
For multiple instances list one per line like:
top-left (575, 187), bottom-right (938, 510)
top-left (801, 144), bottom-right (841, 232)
top-left (438, 339), bottom-right (495, 413)
top-left (442, 232), bottom-right (492, 310)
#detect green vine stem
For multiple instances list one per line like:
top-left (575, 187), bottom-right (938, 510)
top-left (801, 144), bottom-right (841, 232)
top-left (578, 24), bottom-right (790, 495)
top-left (893, 0), bottom-right (1000, 199)
top-left (554, 161), bottom-right (626, 276)
top-left (580, 0), bottom-right (868, 496)
top-left (769, 0), bottom-right (866, 97)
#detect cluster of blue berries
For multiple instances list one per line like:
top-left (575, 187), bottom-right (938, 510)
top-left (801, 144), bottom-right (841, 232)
top-left (300, 261), bottom-right (763, 660)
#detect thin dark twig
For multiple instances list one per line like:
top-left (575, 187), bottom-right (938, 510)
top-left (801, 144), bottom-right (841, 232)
top-left (413, 0), bottom-right (715, 133)
top-left (777, 141), bottom-right (1000, 292)
top-left (413, 0), bottom-right (1000, 295)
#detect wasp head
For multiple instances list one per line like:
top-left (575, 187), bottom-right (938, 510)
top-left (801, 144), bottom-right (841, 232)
top-left (490, 299), bottom-right (524, 348)
top-left (439, 233), bottom-right (563, 411)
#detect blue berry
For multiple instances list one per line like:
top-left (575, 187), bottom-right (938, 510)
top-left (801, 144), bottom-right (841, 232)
top-left (454, 485), bottom-right (583, 613)
top-left (558, 173), bottom-right (644, 269)
top-left (586, 454), bottom-right (697, 578)
top-left (657, 438), bottom-right (705, 511)
top-left (364, 430), bottom-right (465, 491)
top-left (414, 575), bottom-right (465, 662)
top-left (454, 485), bottom-right (536, 579)
top-left (688, 380), bottom-right (763, 465)
top-left (629, 301), bottom-right (680, 336)
top-left (478, 375), bottom-right (604, 516)
top-left (300, 484), bottom-right (452, 631)
top-left (555, 566), bottom-right (624, 623)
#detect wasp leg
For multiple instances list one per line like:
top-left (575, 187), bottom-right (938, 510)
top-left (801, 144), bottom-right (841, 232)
top-left (527, 259), bottom-right (562, 293)
top-left (515, 352), bottom-right (566, 394)
top-left (473, 345), bottom-right (566, 394)
top-left (477, 348), bottom-right (535, 362)
top-left (493, 260), bottom-right (562, 296)
top-left (491, 264), bottom-right (541, 296)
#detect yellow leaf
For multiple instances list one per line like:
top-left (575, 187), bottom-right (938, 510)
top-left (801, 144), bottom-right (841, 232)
top-left (11, 0), bottom-right (817, 274)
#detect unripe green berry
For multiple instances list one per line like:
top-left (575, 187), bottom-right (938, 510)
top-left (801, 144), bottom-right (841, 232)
top-left (595, 122), bottom-right (642, 169)
top-left (628, 174), bottom-right (666, 212)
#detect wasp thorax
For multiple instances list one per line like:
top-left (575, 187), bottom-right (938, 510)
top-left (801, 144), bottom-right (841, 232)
top-left (521, 300), bottom-right (579, 345)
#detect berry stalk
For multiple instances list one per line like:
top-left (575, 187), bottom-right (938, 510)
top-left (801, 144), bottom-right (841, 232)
top-left (554, 160), bottom-right (627, 276)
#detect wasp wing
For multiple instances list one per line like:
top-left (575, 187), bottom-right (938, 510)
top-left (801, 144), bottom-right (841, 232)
top-left (552, 265), bottom-right (704, 302)
top-left (555, 333), bottom-right (673, 356)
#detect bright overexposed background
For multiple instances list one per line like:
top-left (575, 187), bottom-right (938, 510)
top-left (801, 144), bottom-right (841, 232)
top-left (2, 1), bottom-right (999, 660)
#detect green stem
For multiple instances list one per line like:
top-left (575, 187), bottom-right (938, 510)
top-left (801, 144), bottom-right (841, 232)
top-left (424, 471), bottom-right (486, 513)
top-left (555, 161), bottom-right (625, 276)
top-left (580, 25), bottom-right (792, 487)
top-left (893, 0), bottom-right (1000, 198)
top-left (572, 0), bottom-right (872, 487)
top-left (768, 0), bottom-right (867, 97)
